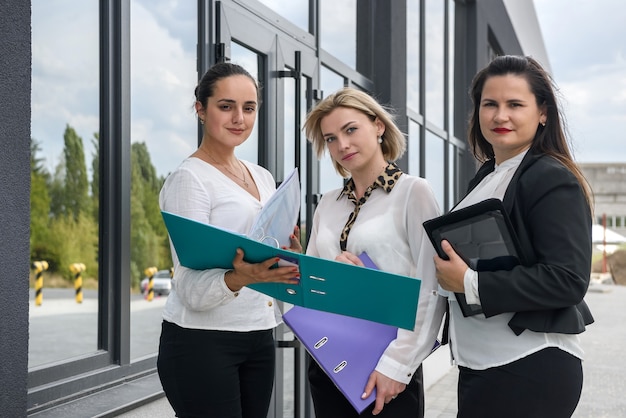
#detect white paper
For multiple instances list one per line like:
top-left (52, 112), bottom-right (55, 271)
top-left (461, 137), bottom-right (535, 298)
top-left (248, 168), bottom-right (301, 248)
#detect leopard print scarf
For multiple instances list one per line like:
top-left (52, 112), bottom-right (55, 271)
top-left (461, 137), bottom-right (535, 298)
top-left (337, 162), bottom-right (403, 251)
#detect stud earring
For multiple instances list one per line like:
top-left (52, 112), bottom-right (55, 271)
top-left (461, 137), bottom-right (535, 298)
top-left (377, 137), bottom-right (383, 144)
top-left (541, 121), bottom-right (546, 127)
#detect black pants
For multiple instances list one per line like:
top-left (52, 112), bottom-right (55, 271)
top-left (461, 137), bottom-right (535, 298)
top-left (308, 354), bottom-right (424, 418)
top-left (458, 347), bottom-right (583, 418)
top-left (157, 321), bottom-right (275, 418)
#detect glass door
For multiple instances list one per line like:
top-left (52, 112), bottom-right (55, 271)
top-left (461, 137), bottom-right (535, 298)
top-left (213, 2), bottom-right (319, 417)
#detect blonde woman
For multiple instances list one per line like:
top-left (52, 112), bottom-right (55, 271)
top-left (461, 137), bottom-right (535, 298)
top-left (303, 87), bottom-right (445, 417)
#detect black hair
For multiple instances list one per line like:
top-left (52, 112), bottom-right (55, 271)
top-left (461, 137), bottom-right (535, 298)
top-left (194, 62), bottom-right (261, 107)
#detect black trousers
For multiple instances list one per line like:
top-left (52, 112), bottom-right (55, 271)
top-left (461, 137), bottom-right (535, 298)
top-left (458, 347), bottom-right (583, 418)
top-left (157, 321), bottom-right (275, 418)
top-left (308, 354), bottom-right (424, 418)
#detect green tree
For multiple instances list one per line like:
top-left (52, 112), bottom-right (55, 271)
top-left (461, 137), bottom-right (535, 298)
top-left (50, 125), bottom-right (90, 221)
top-left (90, 134), bottom-right (100, 222)
top-left (130, 142), bottom-right (171, 286)
top-left (48, 212), bottom-right (98, 283)
top-left (30, 139), bottom-right (52, 263)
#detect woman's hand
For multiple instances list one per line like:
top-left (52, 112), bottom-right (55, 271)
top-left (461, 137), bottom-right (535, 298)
top-left (434, 240), bottom-right (468, 293)
top-left (361, 371), bottom-right (406, 415)
top-left (334, 251), bottom-right (364, 266)
top-left (282, 225), bottom-right (302, 254)
top-left (225, 248), bottom-right (300, 291)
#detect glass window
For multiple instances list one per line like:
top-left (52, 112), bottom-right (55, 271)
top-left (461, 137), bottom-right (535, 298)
top-left (129, 0), bottom-right (196, 360)
top-left (257, 0), bottom-right (309, 32)
top-left (320, 0), bottom-right (356, 69)
top-left (425, 131), bottom-right (444, 208)
top-left (425, 0), bottom-right (445, 129)
top-left (29, 0), bottom-right (100, 368)
top-left (448, 142), bottom-right (457, 210)
top-left (282, 70), bottom-right (310, 223)
top-left (406, 0), bottom-right (421, 113)
top-left (231, 42), bottom-right (261, 164)
top-left (448, 0), bottom-right (455, 129)
top-left (408, 120), bottom-right (421, 176)
top-left (283, 68), bottom-right (296, 175)
top-left (318, 66), bottom-right (347, 194)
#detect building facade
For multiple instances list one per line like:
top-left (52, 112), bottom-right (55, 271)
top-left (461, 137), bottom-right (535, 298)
top-left (1, 0), bottom-right (549, 416)
top-left (581, 163), bottom-right (626, 236)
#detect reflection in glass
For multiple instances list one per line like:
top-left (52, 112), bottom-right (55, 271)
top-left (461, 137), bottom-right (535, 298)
top-left (425, 131), bottom-right (444, 208)
top-left (319, 67), bottom-right (346, 194)
top-left (425, 0), bottom-right (445, 128)
top-left (448, 142), bottom-right (457, 211)
top-left (448, 0), bottom-right (455, 129)
top-left (231, 42), bottom-right (260, 165)
top-left (29, 0), bottom-right (100, 368)
top-left (407, 0), bottom-right (421, 112)
top-left (257, 0), bottom-right (309, 32)
top-left (283, 69), bottom-right (296, 174)
top-left (408, 120), bottom-right (421, 176)
top-left (281, 70), bottom-right (310, 223)
top-left (129, 0), bottom-right (197, 360)
top-left (320, 0), bottom-right (356, 69)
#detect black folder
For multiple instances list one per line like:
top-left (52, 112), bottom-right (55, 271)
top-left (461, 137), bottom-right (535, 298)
top-left (422, 198), bottom-right (525, 317)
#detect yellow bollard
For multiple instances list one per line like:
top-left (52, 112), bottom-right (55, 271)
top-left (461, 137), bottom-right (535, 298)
top-left (32, 260), bottom-right (49, 306)
top-left (70, 263), bottom-right (86, 304)
top-left (144, 266), bottom-right (158, 302)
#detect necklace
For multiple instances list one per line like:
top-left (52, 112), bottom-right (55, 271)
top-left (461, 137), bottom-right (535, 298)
top-left (199, 148), bottom-right (249, 188)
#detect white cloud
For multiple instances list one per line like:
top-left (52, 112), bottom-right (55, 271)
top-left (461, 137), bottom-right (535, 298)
top-left (31, 0), bottom-right (198, 178)
top-left (535, 0), bottom-right (626, 163)
top-left (130, 1), bottom-right (198, 177)
top-left (31, 0), bottom-right (100, 173)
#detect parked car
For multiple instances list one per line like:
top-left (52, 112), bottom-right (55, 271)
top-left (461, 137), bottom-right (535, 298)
top-left (140, 269), bottom-right (172, 296)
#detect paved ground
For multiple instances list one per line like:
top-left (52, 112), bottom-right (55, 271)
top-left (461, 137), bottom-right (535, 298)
top-left (117, 282), bottom-right (626, 417)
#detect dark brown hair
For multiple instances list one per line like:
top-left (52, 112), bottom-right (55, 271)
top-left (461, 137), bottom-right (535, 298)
top-left (194, 62), bottom-right (261, 107)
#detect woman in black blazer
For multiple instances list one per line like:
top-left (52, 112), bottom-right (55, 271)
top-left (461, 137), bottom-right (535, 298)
top-left (434, 55), bottom-right (594, 418)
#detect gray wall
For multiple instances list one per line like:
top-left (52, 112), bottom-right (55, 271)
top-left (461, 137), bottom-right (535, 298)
top-left (580, 163), bottom-right (626, 236)
top-left (0, 0), bottom-right (31, 414)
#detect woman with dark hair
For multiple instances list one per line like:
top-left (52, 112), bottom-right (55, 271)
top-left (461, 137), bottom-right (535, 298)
top-left (434, 55), bottom-right (594, 417)
top-left (157, 62), bottom-right (300, 418)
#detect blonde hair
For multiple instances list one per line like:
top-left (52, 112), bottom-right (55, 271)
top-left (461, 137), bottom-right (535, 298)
top-left (303, 87), bottom-right (406, 177)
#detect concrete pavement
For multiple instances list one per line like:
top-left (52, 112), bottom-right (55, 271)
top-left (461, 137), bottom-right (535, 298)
top-left (117, 282), bottom-right (626, 417)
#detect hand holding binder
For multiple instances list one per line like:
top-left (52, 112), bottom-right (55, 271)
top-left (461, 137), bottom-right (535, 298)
top-left (423, 198), bottom-right (526, 317)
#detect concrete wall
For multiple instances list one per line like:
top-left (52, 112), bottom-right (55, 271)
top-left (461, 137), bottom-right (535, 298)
top-left (580, 163), bottom-right (626, 236)
top-left (0, 0), bottom-right (32, 415)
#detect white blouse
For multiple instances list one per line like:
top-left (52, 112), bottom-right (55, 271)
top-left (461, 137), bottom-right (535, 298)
top-left (446, 150), bottom-right (584, 369)
top-left (159, 157), bottom-right (282, 332)
top-left (307, 174), bottom-right (446, 384)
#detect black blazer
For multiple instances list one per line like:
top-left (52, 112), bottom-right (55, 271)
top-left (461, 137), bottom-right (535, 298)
top-left (466, 150), bottom-right (594, 335)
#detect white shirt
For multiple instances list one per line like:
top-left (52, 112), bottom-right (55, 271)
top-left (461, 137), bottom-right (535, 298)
top-left (159, 157), bottom-right (282, 331)
top-left (445, 150), bottom-right (584, 369)
top-left (306, 174), bottom-right (446, 384)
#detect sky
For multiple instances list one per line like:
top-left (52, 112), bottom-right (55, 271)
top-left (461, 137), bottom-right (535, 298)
top-left (534, 0), bottom-right (626, 163)
top-left (30, 0), bottom-right (626, 182)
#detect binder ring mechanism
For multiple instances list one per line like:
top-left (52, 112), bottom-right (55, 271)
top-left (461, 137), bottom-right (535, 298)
top-left (284, 274), bottom-right (327, 296)
top-left (313, 336), bottom-right (348, 373)
top-left (249, 227), bottom-right (280, 248)
top-left (308, 275), bottom-right (326, 296)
